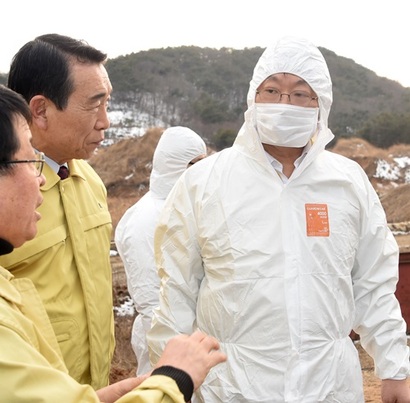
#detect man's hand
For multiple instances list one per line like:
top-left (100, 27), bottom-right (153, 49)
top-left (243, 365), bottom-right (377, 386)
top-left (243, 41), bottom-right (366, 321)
top-left (381, 379), bottom-right (410, 402)
top-left (96, 374), bottom-right (149, 403)
top-left (154, 330), bottom-right (227, 390)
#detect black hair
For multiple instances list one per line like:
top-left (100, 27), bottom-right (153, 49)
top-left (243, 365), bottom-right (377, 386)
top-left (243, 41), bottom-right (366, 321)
top-left (8, 33), bottom-right (107, 110)
top-left (0, 85), bottom-right (32, 174)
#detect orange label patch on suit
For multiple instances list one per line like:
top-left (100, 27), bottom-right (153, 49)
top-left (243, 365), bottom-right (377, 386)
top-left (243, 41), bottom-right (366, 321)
top-left (305, 204), bottom-right (330, 237)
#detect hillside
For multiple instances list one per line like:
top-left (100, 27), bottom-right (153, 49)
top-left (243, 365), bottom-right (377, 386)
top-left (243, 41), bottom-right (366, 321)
top-left (89, 131), bottom-right (410, 253)
top-left (2, 45), bottom-right (410, 148)
top-left (102, 46), bottom-right (410, 148)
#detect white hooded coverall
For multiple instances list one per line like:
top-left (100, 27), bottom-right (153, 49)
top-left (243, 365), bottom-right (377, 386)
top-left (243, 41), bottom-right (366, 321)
top-left (115, 126), bottom-right (206, 375)
top-left (148, 37), bottom-right (410, 402)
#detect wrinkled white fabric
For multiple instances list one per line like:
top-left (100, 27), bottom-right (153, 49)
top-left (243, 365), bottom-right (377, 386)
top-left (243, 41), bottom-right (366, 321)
top-left (148, 36), bottom-right (409, 402)
top-left (115, 126), bottom-right (206, 375)
top-left (255, 103), bottom-right (319, 147)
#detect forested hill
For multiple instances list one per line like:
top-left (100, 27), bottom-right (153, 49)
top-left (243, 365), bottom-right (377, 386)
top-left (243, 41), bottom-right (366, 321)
top-left (105, 46), bottom-right (410, 149)
top-left (1, 46), bottom-right (409, 149)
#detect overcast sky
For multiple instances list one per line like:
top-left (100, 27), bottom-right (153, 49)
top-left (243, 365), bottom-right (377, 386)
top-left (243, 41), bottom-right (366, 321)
top-left (1, 0), bottom-right (409, 87)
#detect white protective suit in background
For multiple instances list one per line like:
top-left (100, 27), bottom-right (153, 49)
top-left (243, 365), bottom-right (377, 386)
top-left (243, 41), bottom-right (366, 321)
top-left (147, 37), bottom-right (410, 402)
top-left (115, 126), bottom-right (206, 375)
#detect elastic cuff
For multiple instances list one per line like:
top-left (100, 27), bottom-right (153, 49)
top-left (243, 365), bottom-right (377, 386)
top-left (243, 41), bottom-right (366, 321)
top-left (383, 376), bottom-right (407, 381)
top-left (151, 365), bottom-right (194, 402)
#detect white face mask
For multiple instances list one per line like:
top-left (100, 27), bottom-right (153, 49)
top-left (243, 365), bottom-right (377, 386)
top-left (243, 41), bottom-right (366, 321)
top-left (255, 103), bottom-right (319, 148)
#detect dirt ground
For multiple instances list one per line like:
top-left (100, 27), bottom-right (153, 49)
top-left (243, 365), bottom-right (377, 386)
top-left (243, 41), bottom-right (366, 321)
top-left (109, 254), bottom-right (410, 402)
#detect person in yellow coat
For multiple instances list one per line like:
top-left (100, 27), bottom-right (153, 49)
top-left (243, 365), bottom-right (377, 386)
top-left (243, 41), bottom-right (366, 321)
top-left (0, 84), bottom-right (227, 402)
top-left (0, 33), bottom-right (115, 389)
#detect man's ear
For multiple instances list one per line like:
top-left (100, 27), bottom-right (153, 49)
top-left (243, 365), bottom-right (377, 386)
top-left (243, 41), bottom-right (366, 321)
top-left (29, 95), bottom-right (48, 130)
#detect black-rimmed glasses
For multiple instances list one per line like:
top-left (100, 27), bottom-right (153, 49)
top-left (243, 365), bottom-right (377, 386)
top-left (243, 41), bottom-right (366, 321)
top-left (0, 151), bottom-right (45, 177)
top-left (256, 89), bottom-right (318, 107)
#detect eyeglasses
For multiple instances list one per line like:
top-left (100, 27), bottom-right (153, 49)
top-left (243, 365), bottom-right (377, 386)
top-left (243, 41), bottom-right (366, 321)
top-left (0, 151), bottom-right (45, 177)
top-left (256, 88), bottom-right (318, 107)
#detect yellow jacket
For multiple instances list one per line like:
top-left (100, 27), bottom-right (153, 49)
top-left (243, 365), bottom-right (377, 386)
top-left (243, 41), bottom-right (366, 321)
top-left (0, 160), bottom-right (115, 389)
top-left (0, 266), bottom-right (185, 402)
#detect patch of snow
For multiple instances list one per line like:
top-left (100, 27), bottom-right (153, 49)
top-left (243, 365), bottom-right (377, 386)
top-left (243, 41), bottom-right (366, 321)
top-left (392, 231), bottom-right (410, 235)
top-left (108, 110), bottom-right (131, 125)
top-left (106, 107), bottom-right (166, 141)
top-left (394, 156), bottom-right (410, 169)
top-left (113, 296), bottom-right (135, 317)
top-left (374, 159), bottom-right (401, 181)
top-left (101, 139), bottom-right (115, 147)
top-left (106, 126), bottom-right (146, 139)
top-left (405, 169), bottom-right (410, 184)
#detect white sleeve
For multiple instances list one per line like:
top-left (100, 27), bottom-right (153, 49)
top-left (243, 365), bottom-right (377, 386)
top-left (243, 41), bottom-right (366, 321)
top-left (115, 200), bottom-right (161, 319)
top-left (147, 177), bottom-right (204, 365)
top-left (352, 174), bottom-right (409, 380)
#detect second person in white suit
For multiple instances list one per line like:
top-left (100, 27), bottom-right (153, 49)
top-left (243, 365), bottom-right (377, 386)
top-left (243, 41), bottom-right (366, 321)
top-left (115, 126), bottom-right (207, 375)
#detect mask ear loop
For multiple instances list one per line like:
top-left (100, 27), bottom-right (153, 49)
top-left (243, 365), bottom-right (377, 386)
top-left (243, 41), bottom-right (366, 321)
top-left (311, 104), bottom-right (321, 144)
top-left (251, 102), bottom-right (259, 131)
top-left (252, 89), bottom-right (264, 130)
top-left (316, 100), bottom-right (321, 133)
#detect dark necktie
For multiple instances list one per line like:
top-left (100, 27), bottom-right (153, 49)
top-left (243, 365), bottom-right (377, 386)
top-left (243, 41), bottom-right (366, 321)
top-left (58, 165), bottom-right (69, 180)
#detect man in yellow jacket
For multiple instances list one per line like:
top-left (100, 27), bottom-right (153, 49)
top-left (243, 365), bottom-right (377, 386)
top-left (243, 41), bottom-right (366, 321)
top-left (0, 84), bottom-right (226, 402)
top-left (0, 34), bottom-right (115, 389)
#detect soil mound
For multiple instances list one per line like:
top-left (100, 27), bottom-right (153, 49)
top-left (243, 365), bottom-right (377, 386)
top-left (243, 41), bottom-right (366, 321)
top-left (330, 138), bottom-right (410, 227)
top-left (380, 183), bottom-right (410, 225)
top-left (91, 127), bottom-right (164, 198)
top-left (90, 127), bottom-right (164, 227)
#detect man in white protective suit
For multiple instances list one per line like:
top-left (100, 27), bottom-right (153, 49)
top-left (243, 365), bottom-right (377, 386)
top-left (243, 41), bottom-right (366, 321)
top-left (115, 126), bottom-right (207, 375)
top-left (147, 36), bottom-right (410, 402)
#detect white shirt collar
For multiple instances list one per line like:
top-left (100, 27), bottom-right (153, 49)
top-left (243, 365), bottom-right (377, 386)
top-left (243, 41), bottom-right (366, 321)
top-left (43, 154), bottom-right (68, 174)
top-left (264, 141), bottom-right (312, 183)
